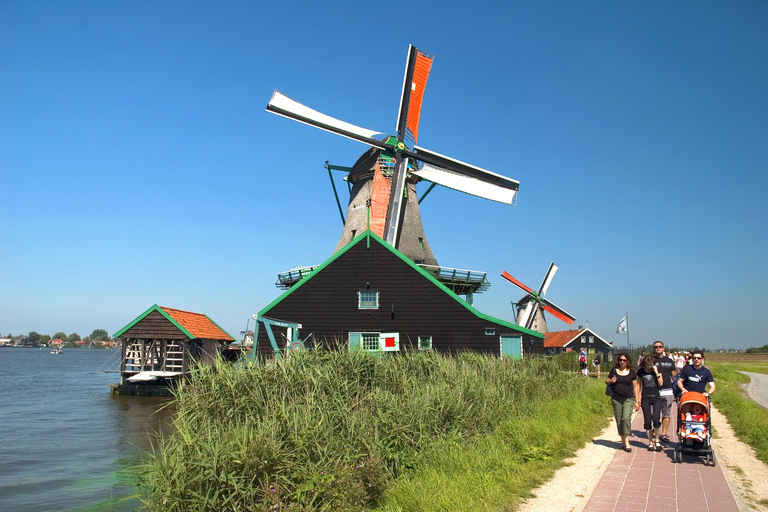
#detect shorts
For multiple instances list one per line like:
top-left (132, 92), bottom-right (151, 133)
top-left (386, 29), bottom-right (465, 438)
top-left (579, 361), bottom-right (587, 369)
top-left (659, 393), bottom-right (674, 418)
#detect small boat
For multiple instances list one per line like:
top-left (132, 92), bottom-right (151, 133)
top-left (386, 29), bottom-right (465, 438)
top-left (51, 347), bottom-right (62, 355)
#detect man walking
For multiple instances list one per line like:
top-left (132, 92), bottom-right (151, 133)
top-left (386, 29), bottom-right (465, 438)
top-left (652, 341), bottom-right (677, 443)
top-left (678, 350), bottom-right (716, 396)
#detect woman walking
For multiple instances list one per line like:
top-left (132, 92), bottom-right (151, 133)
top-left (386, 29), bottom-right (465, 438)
top-left (636, 354), bottom-right (664, 451)
top-left (606, 352), bottom-right (639, 452)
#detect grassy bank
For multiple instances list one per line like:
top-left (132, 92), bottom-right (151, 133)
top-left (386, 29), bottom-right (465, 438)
top-left (136, 351), bottom-right (611, 511)
top-left (707, 355), bottom-right (768, 465)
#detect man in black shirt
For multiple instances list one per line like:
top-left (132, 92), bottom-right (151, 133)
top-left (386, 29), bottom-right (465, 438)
top-left (678, 350), bottom-right (716, 395)
top-left (652, 341), bottom-right (677, 443)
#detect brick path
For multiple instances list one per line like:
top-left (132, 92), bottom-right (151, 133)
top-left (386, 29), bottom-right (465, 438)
top-left (583, 405), bottom-right (739, 512)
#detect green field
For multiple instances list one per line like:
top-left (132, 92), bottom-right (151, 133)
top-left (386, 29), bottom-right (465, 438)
top-left (705, 353), bottom-right (768, 464)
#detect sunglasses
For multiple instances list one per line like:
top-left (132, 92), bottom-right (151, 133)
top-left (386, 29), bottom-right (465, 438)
top-left (654, 345), bottom-right (663, 349)
top-left (618, 358), bottom-right (628, 362)
top-left (693, 356), bottom-right (703, 360)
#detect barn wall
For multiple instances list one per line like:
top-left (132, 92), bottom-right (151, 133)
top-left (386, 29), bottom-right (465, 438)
top-left (258, 238), bottom-right (543, 358)
top-left (120, 310), bottom-right (188, 339)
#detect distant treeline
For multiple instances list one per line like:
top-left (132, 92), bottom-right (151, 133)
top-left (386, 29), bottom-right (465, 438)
top-left (746, 345), bottom-right (768, 354)
top-left (6, 329), bottom-right (110, 346)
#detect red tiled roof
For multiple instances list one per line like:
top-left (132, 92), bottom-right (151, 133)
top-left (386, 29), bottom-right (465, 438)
top-left (544, 329), bottom-right (584, 348)
top-left (161, 306), bottom-right (233, 341)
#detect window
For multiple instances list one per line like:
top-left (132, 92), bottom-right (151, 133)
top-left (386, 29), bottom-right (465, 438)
top-left (349, 332), bottom-right (380, 352)
top-left (485, 328), bottom-right (496, 336)
top-left (589, 336), bottom-right (594, 344)
top-left (358, 290), bottom-right (379, 309)
top-left (581, 336), bottom-right (586, 344)
top-left (418, 336), bottom-right (432, 350)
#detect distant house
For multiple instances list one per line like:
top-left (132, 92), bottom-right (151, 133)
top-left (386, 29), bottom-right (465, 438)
top-left (50, 338), bottom-right (63, 347)
top-left (543, 328), bottom-right (613, 359)
top-left (256, 231), bottom-right (544, 359)
top-left (0, 338), bottom-right (10, 347)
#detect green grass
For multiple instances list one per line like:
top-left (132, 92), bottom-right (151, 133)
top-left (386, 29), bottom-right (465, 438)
top-left (135, 351), bottom-right (611, 511)
top-left (708, 361), bottom-right (768, 464)
top-left (376, 380), bottom-right (610, 511)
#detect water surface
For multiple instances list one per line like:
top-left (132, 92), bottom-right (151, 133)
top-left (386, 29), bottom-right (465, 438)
top-left (0, 348), bottom-right (173, 511)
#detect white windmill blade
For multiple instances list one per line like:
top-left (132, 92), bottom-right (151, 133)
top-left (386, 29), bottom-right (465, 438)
top-left (538, 263), bottom-right (558, 296)
top-left (412, 162), bottom-right (518, 204)
top-left (266, 91), bottom-right (388, 148)
top-left (518, 300), bottom-right (536, 328)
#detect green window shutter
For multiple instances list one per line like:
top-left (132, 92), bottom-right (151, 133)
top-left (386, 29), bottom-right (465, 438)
top-left (349, 332), bottom-right (361, 351)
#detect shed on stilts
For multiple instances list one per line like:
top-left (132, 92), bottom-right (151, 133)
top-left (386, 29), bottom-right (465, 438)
top-left (110, 304), bottom-right (235, 396)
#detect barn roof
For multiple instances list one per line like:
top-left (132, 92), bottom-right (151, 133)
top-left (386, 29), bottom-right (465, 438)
top-left (114, 304), bottom-right (234, 341)
top-left (544, 328), bottom-right (612, 349)
top-left (259, 230), bottom-right (543, 339)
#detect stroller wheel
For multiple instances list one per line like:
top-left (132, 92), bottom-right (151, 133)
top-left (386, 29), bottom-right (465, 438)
top-left (675, 450), bottom-right (682, 464)
top-left (706, 453), bottom-right (711, 466)
top-left (710, 450), bottom-right (717, 467)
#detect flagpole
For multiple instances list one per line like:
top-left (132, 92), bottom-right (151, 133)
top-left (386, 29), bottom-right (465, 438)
top-left (626, 312), bottom-right (630, 351)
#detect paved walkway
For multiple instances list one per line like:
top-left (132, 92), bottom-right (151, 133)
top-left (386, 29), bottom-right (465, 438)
top-left (583, 405), bottom-right (739, 512)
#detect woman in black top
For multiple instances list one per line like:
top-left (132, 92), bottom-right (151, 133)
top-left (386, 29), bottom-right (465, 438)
top-left (635, 355), bottom-right (664, 451)
top-left (606, 352), bottom-right (639, 452)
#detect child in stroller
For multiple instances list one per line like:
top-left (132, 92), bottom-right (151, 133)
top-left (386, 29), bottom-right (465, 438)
top-left (675, 391), bottom-right (715, 465)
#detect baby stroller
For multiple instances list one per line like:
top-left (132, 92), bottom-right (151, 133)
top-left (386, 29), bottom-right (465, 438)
top-left (674, 391), bottom-right (716, 466)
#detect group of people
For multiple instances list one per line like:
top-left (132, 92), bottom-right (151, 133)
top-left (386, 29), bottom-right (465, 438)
top-left (605, 343), bottom-right (715, 452)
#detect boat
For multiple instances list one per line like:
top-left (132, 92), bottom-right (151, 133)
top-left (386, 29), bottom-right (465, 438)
top-left (50, 347), bottom-right (62, 355)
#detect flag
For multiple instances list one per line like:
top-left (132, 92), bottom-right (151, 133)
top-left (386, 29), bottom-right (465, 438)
top-left (616, 315), bottom-right (628, 334)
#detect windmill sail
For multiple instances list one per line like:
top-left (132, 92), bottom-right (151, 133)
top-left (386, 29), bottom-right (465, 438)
top-left (397, 46), bottom-right (433, 144)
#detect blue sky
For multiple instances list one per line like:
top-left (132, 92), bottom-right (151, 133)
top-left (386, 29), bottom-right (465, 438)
top-left (2, 1), bottom-right (766, 349)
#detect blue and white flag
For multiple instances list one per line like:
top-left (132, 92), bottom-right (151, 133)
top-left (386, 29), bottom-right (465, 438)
top-left (616, 315), bottom-right (628, 334)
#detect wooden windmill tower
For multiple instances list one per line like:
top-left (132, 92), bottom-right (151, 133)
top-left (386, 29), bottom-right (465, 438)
top-left (501, 263), bottom-right (576, 334)
top-left (266, 46), bottom-right (520, 267)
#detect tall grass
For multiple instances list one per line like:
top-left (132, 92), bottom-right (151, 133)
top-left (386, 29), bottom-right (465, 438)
top-left (135, 350), bottom-right (606, 511)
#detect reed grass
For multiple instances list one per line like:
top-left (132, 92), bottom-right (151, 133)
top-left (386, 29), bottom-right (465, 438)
top-left (135, 350), bottom-right (606, 511)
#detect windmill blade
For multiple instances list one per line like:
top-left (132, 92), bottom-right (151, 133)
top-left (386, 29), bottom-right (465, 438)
top-left (538, 263), bottom-right (558, 295)
top-left (540, 299), bottom-right (576, 325)
top-left (266, 91), bottom-right (389, 150)
top-left (524, 302), bottom-right (541, 330)
top-left (518, 300), bottom-right (536, 328)
top-left (501, 271), bottom-right (534, 294)
top-left (396, 45), bottom-right (434, 144)
top-left (383, 152), bottom-right (409, 246)
top-left (409, 147), bottom-right (519, 204)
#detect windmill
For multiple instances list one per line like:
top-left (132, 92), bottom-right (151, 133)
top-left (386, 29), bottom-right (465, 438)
top-left (501, 263), bottom-right (576, 333)
top-left (266, 45), bottom-right (520, 266)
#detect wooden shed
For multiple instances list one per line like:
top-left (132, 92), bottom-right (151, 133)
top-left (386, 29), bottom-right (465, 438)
top-left (111, 304), bottom-right (234, 395)
top-left (543, 327), bottom-right (613, 360)
top-left (257, 231), bottom-right (544, 359)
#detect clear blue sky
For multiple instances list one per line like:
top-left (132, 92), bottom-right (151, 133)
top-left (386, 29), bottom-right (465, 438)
top-left (2, 1), bottom-right (766, 349)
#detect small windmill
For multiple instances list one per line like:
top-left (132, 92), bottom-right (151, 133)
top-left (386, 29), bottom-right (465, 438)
top-left (501, 263), bottom-right (576, 333)
top-left (267, 45), bottom-right (520, 265)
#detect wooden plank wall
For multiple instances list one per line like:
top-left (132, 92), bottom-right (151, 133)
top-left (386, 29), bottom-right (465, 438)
top-left (258, 240), bottom-right (543, 358)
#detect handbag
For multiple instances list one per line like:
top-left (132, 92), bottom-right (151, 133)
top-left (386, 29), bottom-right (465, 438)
top-left (605, 383), bottom-right (615, 396)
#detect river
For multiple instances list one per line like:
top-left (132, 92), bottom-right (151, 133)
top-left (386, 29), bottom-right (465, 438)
top-left (0, 347), bottom-right (173, 512)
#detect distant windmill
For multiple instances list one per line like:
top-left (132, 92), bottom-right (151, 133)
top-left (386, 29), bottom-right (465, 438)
top-left (501, 263), bottom-right (576, 333)
top-left (266, 45), bottom-right (520, 265)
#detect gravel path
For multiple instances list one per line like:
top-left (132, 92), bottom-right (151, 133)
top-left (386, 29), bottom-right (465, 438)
top-left (517, 404), bottom-right (768, 512)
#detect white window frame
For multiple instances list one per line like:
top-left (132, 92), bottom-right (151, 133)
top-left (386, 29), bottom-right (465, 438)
top-left (358, 290), bottom-right (379, 309)
top-left (589, 336), bottom-right (594, 344)
top-left (418, 336), bottom-right (432, 350)
top-left (349, 332), bottom-right (381, 352)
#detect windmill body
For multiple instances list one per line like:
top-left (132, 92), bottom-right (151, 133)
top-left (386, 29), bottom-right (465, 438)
top-left (501, 263), bottom-right (576, 334)
top-left (266, 45), bottom-right (520, 267)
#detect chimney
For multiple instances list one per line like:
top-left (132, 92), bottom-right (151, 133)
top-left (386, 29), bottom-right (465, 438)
top-left (578, 325), bottom-right (583, 330)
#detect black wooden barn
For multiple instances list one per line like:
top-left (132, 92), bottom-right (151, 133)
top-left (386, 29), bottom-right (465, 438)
top-left (256, 231), bottom-right (543, 359)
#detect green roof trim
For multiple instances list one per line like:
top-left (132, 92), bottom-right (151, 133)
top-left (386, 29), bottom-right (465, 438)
top-left (113, 304), bottom-right (195, 340)
top-left (259, 230), bottom-right (543, 339)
